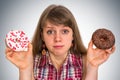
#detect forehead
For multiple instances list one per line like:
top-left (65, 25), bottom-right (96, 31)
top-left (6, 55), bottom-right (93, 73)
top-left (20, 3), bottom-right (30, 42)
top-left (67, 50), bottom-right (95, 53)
top-left (44, 21), bottom-right (71, 29)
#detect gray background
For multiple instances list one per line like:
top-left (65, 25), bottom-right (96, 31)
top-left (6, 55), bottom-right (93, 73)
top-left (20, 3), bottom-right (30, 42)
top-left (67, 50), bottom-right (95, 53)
top-left (0, 0), bottom-right (120, 80)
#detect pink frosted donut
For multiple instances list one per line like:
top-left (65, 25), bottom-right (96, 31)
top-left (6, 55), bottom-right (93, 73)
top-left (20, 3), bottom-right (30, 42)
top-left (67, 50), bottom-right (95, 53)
top-left (5, 30), bottom-right (29, 51)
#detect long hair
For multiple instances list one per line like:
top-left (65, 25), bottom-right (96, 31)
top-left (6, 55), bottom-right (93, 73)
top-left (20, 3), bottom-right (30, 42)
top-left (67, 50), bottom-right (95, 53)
top-left (32, 4), bottom-right (87, 57)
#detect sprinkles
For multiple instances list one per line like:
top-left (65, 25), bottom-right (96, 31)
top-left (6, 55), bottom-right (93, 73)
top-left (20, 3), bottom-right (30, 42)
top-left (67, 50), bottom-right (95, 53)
top-left (5, 30), bottom-right (29, 51)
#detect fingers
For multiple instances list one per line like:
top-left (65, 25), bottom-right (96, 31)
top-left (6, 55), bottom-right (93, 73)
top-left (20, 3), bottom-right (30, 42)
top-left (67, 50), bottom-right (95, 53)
top-left (105, 45), bottom-right (116, 54)
top-left (5, 48), bottom-right (15, 62)
top-left (104, 52), bottom-right (110, 61)
top-left (6, 51), bottom-right (13, 59)
top-left (5, 47), bottom-right (13, 54)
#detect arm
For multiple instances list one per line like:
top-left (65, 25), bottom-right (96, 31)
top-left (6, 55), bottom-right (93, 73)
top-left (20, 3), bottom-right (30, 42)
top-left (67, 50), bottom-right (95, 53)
top-left (82, 55), bottom-right (98, 80)
top-left (84, 62), bottom-right (98, 80)
top-left (19, 67), bottom-right (34, 80)
top-left (5, 43), bottom-right (35, 80)
top-left (84, 40), bottom-right (115, 80)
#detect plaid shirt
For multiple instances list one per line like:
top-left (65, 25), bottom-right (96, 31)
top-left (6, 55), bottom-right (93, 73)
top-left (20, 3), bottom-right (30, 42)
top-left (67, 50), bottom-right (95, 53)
top-left (34, 53), bottom-right (83, 80)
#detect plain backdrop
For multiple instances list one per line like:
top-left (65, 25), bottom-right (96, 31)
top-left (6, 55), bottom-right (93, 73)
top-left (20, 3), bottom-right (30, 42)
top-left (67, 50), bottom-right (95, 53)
top-left (0, 0), bottom-right (120, 80)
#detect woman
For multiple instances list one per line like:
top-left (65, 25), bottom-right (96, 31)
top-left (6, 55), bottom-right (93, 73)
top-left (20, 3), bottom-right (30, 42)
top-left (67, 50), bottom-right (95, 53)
top-left (5, 4), bottom-right (115, 80)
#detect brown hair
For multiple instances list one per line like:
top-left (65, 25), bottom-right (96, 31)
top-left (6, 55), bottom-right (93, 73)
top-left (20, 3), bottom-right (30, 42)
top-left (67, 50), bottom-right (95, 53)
top-left (32, 4), bottom-right (87, 57)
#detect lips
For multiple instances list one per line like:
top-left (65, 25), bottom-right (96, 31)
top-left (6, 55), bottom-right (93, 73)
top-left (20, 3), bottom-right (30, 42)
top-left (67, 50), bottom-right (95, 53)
top-left (53, 45), bottom-right (64, 49)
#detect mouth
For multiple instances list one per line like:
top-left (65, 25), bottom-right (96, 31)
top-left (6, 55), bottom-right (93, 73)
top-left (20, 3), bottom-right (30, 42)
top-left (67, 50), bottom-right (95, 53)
top-left (53, 45), bottom-right (64, 49)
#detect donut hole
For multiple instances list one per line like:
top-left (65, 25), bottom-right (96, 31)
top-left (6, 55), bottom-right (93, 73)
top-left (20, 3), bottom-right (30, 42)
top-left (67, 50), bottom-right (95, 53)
top-left (99, 35), bottom-right (108, 42)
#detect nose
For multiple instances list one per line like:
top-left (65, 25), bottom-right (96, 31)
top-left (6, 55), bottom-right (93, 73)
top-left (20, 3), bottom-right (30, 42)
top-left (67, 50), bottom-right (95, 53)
top-left (54, 32), bottom-right (61, 42)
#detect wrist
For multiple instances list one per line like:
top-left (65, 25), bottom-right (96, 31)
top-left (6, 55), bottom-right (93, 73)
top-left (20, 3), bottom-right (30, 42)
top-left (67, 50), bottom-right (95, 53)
top-left (85, 61), bottom-right (98, 80)
top-left (19, 66), bottom-right (33, 80)
top-left (86, 60), bottom-right (99, 72)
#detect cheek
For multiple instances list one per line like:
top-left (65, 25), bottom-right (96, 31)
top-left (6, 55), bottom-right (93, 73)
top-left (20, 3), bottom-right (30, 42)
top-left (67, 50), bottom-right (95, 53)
top-left (64, 35), bottom-right (73, 45)
top-left (43, 32), bottom-right (53, 42)
top-left (43, 36), bottom-right (53, 48)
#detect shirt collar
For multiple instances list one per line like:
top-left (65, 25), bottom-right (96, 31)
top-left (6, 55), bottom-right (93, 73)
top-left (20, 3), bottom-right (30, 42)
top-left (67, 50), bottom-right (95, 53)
top-left (39, 52), bottom-right (82, 68)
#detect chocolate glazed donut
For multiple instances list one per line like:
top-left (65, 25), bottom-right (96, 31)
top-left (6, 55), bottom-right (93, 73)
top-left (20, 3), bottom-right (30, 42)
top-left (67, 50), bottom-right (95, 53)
top-left (92, 28), bottom-right (115, 49)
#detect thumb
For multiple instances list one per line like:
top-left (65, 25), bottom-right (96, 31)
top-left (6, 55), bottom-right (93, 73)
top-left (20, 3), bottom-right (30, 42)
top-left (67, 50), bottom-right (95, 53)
top-left (27, 42), bottom-right (33, 54)
top-left (88, 40), bottom-right (93, 50)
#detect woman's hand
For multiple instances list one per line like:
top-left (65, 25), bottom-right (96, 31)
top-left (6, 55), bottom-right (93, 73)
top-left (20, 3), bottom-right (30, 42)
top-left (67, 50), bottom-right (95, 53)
top-left (87, 40), bottom-right (115, 67)
top-left (5, 42), bottom-right (33, 70)
top-left (84, 40), bottom-right (115, 80)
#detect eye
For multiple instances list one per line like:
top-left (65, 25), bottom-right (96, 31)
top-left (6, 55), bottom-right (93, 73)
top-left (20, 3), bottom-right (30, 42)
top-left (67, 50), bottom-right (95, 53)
top-left (47, 30), bottom-right (54, 34)
top-left (62, 29), bottom-right (69, 34)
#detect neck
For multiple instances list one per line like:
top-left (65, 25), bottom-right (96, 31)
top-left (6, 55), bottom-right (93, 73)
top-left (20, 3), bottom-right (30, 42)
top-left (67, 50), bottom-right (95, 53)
top-left (49, 52), bottom-right (68, 71)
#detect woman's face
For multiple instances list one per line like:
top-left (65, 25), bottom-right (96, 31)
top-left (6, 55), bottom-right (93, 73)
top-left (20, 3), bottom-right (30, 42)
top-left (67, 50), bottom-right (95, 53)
top-left (42, 21), bottom-right (73, 56)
